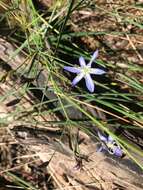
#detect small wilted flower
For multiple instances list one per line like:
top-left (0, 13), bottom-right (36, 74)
top-left (97, 131), bottom-right (123, 157)
top-left (64, 50), bottom-right (106, 92)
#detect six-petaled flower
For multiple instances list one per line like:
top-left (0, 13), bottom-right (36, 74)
top-left (64, 50), bottom-right (106, 92)
top-left (97, 131), bottom-right (123, 157)
top-left (63, 50), bottom-right (124, 158)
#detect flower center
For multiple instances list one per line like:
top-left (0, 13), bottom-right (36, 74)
top-left (107, 142), bottom-right (114, 149)
top-left (82, 66), bottom-right (90, 75)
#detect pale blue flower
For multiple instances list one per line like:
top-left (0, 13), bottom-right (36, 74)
top-left (64, 50), bottom-right (106, 92)
top-left (97, 131), bottom-right (123, 157)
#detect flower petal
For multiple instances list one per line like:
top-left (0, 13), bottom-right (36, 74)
top-left (92, 49), bottom-right (99, 60)
top-left (72, 73), bottom-right (84, 86)
top-left (90, 68), bottom-right (106, 75)
top-left (64, 66), bottom-right (81, 73)
top-left (97, 146), bottom-right (104, 152)
top-left (79, 56), bottom-right (86, 67)
top-left (108, 135), bottom-right (114, 143)
top-left (98, 131), bottom-right (107, 142)
top-left (84, 74), bottom-right (94, 92)
top-left (114, 147), bottom-right (123, 157)
top-left (87, 49), bottom-right (99, 67)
